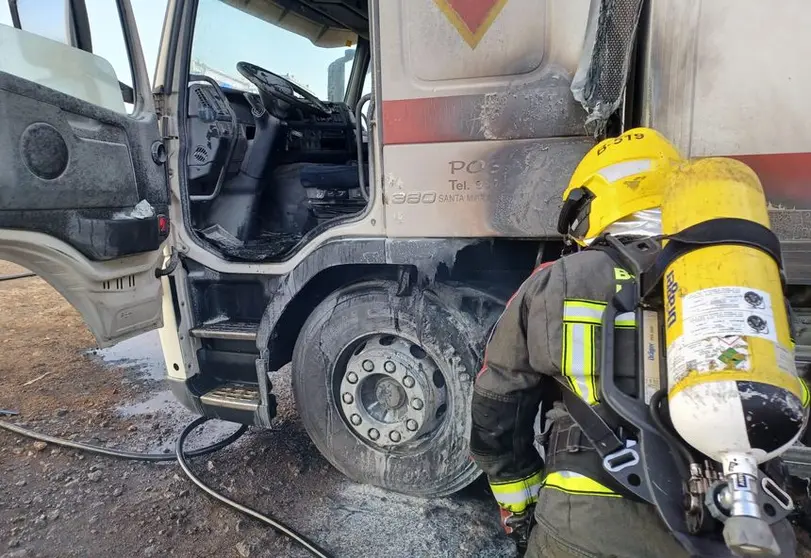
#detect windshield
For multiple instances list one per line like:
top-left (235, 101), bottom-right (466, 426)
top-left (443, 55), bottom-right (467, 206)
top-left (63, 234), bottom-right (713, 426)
top-left (191, 0), bottom-right (370, 101)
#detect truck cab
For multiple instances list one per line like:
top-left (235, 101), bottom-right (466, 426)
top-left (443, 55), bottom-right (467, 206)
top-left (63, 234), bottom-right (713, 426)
top-left (2, 0), bottom-right (810, 498)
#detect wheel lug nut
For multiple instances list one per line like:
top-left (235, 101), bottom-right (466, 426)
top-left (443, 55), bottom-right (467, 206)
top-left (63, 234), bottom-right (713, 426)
top-left (411, 398), bottom-right (424, 410)
top-left (406, 419), bottom-right (418, 431)
top-left (384, 361), bottom-right (396, 373)
top-left (350, 414), bottom-right (362, 426)
top-left (342, 393), bottom-right (354, 404)
top-left (347, 372), bottom-right (358, 384)
top-left (362, 360), bottom-right (374, 372)
top-left (402, 376), bottom-right (415, 388)
top-left (368, 428), bottom-right (380, 440)
top-left (389, 431), bottom-right (401, 442)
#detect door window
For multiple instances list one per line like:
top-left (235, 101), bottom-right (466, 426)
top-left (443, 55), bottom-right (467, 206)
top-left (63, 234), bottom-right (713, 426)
top-left (1, 0), bottom-right (164, 113)
top-left (6, 0), bottom-right (74, 45)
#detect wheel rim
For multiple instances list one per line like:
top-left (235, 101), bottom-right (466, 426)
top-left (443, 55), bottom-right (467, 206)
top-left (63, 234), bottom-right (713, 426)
top-left (336, 334), bottom-right (448, 451)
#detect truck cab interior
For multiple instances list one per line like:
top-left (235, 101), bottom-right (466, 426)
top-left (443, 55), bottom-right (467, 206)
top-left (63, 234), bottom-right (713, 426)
top-left (184, 0), bottom-right (372, 262)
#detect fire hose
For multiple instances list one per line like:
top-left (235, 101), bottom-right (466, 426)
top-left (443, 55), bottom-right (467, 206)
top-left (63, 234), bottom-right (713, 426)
top-left (0, 414), bottom-right (333, 557)
top-left (0, 272), bottom-right (333, 557)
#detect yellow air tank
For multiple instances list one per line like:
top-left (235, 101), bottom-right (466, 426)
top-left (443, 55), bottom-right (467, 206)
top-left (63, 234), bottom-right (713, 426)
top-left (662, 157), bottom-right (809, 551)
top-left (662, 157), bottom-right (808, 463)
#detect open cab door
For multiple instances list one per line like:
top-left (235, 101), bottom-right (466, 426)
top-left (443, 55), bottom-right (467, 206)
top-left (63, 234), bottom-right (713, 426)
top-left (0, 0), bottom-right (170, 347)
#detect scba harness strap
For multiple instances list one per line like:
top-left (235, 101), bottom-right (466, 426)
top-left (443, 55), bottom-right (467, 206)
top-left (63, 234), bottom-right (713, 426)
top-left (554, 217), bottom-right (792, 558)
top-left (640, 218), bottom-right (784, 299)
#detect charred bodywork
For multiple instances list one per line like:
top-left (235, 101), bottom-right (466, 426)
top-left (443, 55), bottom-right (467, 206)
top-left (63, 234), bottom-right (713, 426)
top-left (3, 0), bottom-right (811, 497)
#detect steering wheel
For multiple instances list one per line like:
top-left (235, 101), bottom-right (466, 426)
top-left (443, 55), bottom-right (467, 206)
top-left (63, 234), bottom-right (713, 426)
top-left (236, 61), bottom-right (330, 116)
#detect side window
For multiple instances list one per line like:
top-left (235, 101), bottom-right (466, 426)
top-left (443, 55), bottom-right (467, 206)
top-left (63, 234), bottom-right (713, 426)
top-left (331, 47), bottom-right (372, 102)
top-left (85, 0), bottom-right (135, 111)
top-left (0, 3), bottom-right (10, 28)
top-left (6, 0), bottom-right (73, 44)
top-left (362, 69), bottom-right (372, 97)
top-left (332, 47), bottom-right (356, 102)
top-left (1, 0), bottom-right (155, 114)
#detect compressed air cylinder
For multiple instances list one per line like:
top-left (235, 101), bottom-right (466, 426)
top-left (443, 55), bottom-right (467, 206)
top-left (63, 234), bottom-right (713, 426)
top-left (662, 158), bottom-right (809, 464)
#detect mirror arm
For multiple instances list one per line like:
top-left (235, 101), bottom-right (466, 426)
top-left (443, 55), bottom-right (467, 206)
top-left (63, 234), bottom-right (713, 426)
top-left (119, 81), bottom-right (135, 104)
top-left (68, 0), bottom-right (93, 53)
top-left (8, 0), bottom-right (22, 28)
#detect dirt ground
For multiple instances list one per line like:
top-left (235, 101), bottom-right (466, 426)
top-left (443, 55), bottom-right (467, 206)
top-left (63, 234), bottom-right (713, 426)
top-left (2, 260), bottom-right (811, 558)
top-left (0, 260), bottom-right (512, 558)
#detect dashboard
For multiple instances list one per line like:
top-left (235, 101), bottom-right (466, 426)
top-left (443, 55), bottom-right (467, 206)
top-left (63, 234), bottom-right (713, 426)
top-left (281, 103), bottom-right (357, 164)
top-left (186, 83), bottom-right (247, 182)
top-left (186, 82), bottom-right (359, 187)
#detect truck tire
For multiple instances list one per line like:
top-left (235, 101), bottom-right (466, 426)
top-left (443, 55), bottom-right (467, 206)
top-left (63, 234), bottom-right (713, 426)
top-left (291, 280), bottom-right (497, 497)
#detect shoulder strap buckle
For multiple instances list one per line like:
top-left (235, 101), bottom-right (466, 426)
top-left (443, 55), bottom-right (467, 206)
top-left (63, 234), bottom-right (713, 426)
top-left (603, 439), bottom-right (641, 473)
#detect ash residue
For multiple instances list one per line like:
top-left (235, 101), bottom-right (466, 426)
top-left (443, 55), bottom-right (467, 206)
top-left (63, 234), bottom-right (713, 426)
top-left (313, 482), bottom-right (516, 558)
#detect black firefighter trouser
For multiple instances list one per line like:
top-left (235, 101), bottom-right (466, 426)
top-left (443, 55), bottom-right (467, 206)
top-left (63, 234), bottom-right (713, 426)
top-left (524, 487), bottom-right (797, 558)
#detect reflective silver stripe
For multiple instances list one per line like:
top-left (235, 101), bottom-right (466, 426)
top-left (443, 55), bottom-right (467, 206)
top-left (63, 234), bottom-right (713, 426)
top-left (567, 323), bottom-right (595, 404)
top-left (563, 301), bottom-right (606, 323)
top-left (597, 159), bottom-right (653, 183)
top-left (552, 470), bottom-right (587, 480)
top-left (615, 312), bottom-right (636, 327)
top-left (493, 486), bottom-right (540, 506)
top-left (491, 476), bottom-right (543, 507)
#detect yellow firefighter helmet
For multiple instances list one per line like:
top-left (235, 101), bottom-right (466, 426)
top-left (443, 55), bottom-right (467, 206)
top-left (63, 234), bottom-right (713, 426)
top-left (557, 127), bottom-right (682, 244)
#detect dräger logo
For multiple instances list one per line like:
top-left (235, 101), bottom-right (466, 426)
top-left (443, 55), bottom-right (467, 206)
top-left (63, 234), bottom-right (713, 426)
top-left (666, 271), bottom-right (678, 328)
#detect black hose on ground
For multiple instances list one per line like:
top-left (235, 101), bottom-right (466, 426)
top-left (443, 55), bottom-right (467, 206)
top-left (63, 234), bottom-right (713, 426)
top-left (0, 416), bottom-right (333, 558)
top-left (177, 417), bottom-right (332, 558)
top-left (0, 418), bottom-right (246, 462)
top-left (0, 272), bottom-right (36, 282)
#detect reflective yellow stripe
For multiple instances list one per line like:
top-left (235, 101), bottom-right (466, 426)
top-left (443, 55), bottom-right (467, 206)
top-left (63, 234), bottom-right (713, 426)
top-left (563, 300), bottom-right (606, 325)
top-left (543, 470), bottom-right (620, 498)
top-left (561, 300), bottom-right (634, 406)
top-left (563, 322), bottom-right (599, 405)
top-left (490, 471), bottom-right (543, 512)
top-left (614, 268), bottom-right (633, 281)
top-left (801, 379), bottom-right (810, 408)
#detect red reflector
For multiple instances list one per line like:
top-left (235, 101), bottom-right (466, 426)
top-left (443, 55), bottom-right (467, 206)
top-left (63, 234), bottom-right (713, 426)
top-left (158, 214), bottom-right (170, 235)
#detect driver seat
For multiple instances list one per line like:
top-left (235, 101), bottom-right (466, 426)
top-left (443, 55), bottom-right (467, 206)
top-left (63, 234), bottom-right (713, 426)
top-left (297, 163), bottom-right (360, 190)
top-left (270, 161), bottom-right (367, 234)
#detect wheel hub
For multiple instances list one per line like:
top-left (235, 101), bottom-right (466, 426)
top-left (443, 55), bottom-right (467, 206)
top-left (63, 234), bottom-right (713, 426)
top-left (375, 379), bottom-right (406, 410)
top-left (338, 334), bottom-right (447, 449)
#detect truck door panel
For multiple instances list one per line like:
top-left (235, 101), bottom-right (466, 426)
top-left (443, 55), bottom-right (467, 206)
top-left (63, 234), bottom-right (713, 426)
top-left (378, 0), bottom-right (593, 238)
top-left (638, 0), bottom-right (811, 282)
top-left (0, 6), bottom-right (168, 346)
top-left (0, 72), bottom-right (165, 258)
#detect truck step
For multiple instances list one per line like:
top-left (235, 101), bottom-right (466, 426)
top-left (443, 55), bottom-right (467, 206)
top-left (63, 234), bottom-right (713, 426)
top-left (190, 321), bottom-right (258, 342)
top-left (200, 384), bottom-right (260, 412)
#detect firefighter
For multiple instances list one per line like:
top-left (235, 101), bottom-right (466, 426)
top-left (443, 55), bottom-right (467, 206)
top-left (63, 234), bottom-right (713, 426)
top-left (469, 128), bottom-right (799, 557)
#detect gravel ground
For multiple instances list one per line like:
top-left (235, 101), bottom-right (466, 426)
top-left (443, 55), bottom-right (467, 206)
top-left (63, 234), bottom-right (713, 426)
top-left (3, 260), bottom-right (811, 558)
top-left (0, 261), bottom-right (513, 558)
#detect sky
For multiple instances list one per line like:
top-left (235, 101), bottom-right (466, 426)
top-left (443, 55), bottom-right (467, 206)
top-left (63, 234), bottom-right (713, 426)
top-left (0, 0), bottom-right (167, 87)
top-left (193, 0), bottom-right (355, 97)
top-left (0, 0), bottom-right (364, 100)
